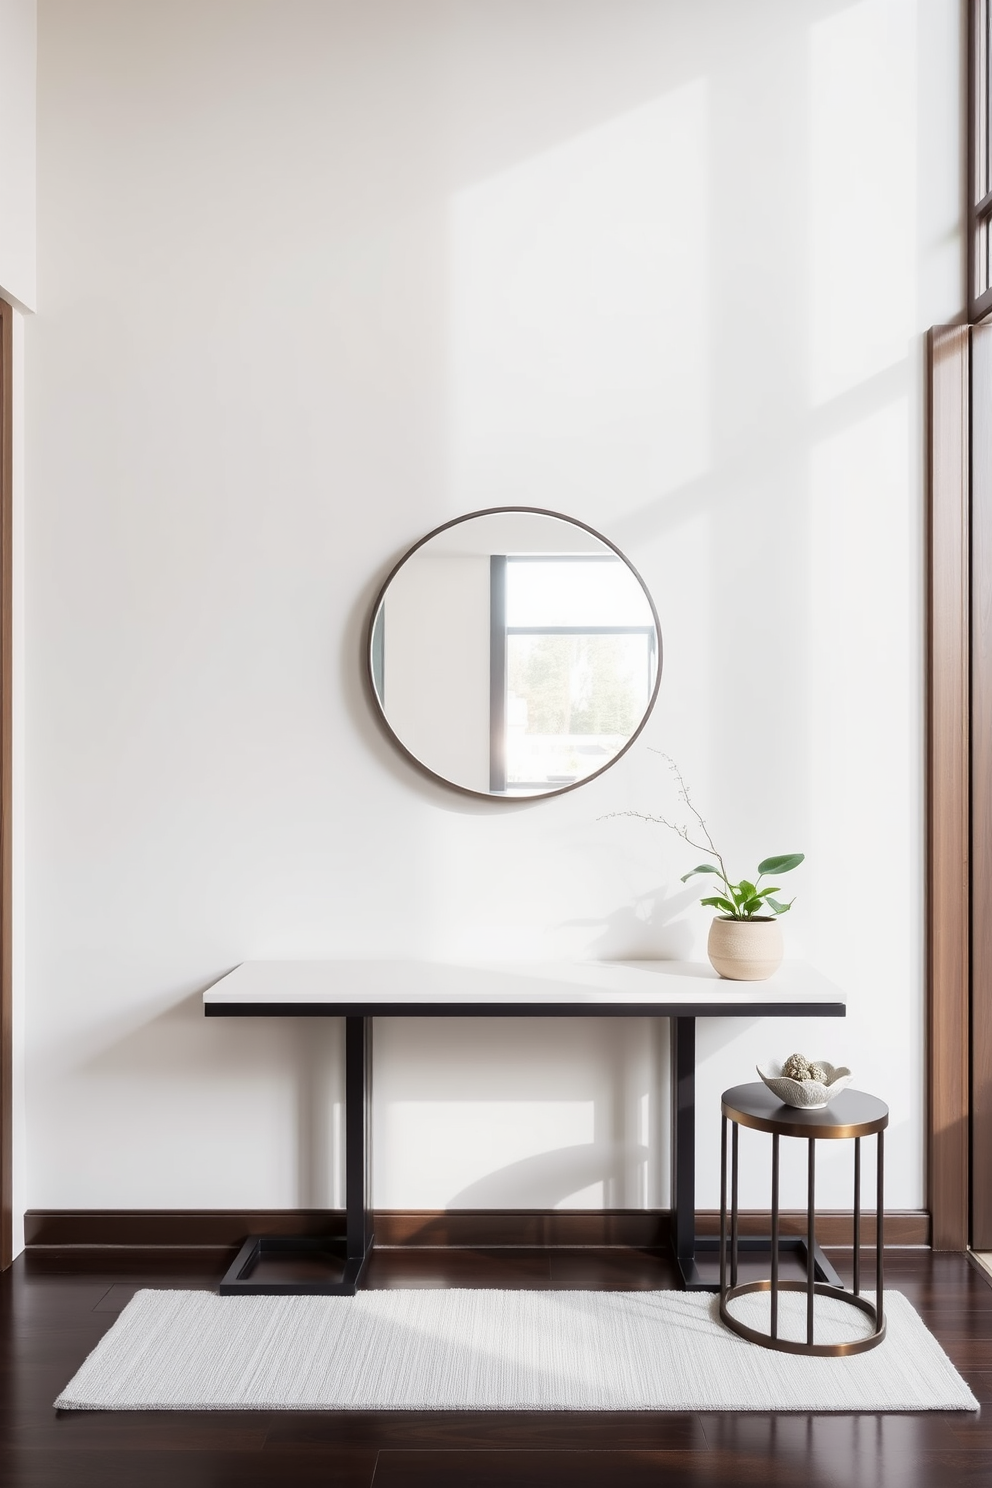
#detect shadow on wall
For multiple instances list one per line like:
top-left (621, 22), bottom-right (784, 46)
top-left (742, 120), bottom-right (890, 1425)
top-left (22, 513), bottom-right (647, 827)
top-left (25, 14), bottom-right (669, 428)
top-left (445, 1141), bottom-right (648, 1208)
top-left (562, 883), bottom-right (697, 961)
top-left (373, 1012), bottom-right (667, 1209)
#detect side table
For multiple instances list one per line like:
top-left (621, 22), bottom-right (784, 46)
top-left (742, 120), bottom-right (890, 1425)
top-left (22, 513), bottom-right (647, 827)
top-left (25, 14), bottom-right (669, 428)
top-left (719, 1082), bottom-right (888, 1357)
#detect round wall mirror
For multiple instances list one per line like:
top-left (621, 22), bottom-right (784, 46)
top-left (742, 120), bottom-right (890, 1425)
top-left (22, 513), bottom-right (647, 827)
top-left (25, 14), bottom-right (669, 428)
top-left (366, 507), bottom-right (662, 799)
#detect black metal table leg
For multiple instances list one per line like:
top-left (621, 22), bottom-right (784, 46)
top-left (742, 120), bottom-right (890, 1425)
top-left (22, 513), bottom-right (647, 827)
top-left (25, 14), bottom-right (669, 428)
top-left (340, 1014), bottom-right (374, 1291)
top-left (671, 1016), bottom-right (703, 1287)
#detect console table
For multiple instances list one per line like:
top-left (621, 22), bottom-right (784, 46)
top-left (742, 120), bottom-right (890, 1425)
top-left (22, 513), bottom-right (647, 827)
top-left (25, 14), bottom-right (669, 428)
top-left (203, 958), bottom-right (845, 1295)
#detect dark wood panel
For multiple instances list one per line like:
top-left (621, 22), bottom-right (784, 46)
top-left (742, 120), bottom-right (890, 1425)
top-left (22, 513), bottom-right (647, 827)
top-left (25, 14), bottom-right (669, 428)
top-left (23, 1209), bottom-right (346, 1248)
top-left (694, 1209), bottom-right (930, 1247)
top-left (371, 1446), bottom-right (992, 1488)
top-left (928, 325), bottom-right (972, 1251)
top-left (974, 323), bottom-right (992, 1248)
top-left (0, 1446), bottom-right (378, 1487)
top-left (23, 1209), bottom-right (668, 1249)
top-left (4, 1418), bottom-right (272, 1452)
top-left (351, 1247), bottom-right (557, 1291)
top-left (265, 1412), bottom-right (705, 1452)
top-left (373, 1209), bottom-right (670, 1248)
top-left (23, 1207), bottom-right (928, 1251)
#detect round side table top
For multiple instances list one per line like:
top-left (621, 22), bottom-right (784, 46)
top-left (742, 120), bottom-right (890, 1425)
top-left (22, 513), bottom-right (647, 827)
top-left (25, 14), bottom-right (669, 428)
top-left (721, 1081), bottom-right (888, 1139)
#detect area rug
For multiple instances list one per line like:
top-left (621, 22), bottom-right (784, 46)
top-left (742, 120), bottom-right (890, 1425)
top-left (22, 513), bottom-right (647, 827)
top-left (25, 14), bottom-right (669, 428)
top-left (55, 1289), bottom-right (978, 1412)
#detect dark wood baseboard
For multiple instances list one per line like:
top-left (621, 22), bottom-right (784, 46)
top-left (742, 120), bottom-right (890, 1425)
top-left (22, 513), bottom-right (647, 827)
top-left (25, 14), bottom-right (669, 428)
top-left (23, 1207), bottom-right (931, 1252)
top-left (373, 1210), bottom-right (670, 1248)
top-left (23, 1210), bottom-right (347, 1249)
top-left (694, 1209), bottom-right (930, 1248)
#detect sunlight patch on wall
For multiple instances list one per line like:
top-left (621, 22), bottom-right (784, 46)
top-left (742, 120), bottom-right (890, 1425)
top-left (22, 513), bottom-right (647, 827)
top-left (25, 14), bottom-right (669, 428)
top-left (809, 0), bottom-right (916, 406)
top-left (806, 398), bottom-right (919, 1165)
top-left (447, 84), bottom-right (710, 516)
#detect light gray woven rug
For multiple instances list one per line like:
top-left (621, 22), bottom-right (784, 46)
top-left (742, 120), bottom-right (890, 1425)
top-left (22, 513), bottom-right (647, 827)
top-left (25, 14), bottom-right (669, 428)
top-left (55, 1288), bottom-right (978, 1412)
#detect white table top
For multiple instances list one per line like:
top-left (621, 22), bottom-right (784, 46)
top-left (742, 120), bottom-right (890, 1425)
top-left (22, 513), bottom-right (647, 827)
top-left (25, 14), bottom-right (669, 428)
top-left (203, 959), bottom-right (845, 1018)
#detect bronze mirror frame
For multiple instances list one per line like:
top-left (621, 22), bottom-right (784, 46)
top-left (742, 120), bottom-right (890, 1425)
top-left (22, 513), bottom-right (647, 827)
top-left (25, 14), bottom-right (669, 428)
top-left (365, 506), bottom-right (663, 801)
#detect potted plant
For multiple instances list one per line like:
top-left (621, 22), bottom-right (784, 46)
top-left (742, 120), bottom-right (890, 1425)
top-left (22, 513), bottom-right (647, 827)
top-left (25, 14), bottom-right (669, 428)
top-left (607, 756), bottom-right (804, 981)
top-left (681, 852), bottom-right (803, 981)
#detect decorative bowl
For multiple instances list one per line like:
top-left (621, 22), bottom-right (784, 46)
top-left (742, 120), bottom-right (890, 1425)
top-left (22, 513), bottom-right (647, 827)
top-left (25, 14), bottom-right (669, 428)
top-left (756, 1061), bottom-right (853, 1109)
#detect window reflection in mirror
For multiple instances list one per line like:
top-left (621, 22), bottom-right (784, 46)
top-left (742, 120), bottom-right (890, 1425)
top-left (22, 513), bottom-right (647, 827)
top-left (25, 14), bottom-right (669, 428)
top-left (367, 509), bottom-right (661, 799)
top-left (498, 557), bottom-right (658, 792)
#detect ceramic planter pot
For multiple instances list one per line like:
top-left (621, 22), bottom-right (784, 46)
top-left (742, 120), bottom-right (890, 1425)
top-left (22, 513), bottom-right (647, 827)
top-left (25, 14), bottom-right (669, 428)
top-left (707, 915), bottom-right (783, 981)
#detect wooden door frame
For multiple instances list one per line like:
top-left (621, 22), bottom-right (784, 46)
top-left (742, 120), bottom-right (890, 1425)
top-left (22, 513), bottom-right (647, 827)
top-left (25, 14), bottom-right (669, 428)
top-left (926, 323), bottom-right (992, 1251)
top-left (928, 326), bottom-right (971, 1250)
top-left (971, 325), bottom-right (992, 1248)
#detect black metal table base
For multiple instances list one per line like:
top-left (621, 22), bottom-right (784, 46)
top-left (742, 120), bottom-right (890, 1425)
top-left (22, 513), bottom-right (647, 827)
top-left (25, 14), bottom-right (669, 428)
top-left (219, 1234), bottom-right (374, 1296)
top-left (212, 1011), bottom-right (850, 1297)
top-left (676, 1235), bottom-right (843, 1292)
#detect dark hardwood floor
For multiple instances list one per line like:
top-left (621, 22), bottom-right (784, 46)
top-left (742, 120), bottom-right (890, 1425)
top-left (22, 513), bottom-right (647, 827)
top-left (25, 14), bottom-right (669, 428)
top-left (1, 1244), bottom-right (989, 1487)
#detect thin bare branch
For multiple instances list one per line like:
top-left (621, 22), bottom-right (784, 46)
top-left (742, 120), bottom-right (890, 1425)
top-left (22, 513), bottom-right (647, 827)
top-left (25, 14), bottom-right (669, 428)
top-left (618, 751), bottom-right (732, 888)
top-left (597, 809), bottom-right (718, 866)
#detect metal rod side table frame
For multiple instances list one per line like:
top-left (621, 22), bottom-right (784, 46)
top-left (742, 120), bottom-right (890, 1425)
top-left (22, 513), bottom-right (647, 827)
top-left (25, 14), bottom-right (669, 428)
top-left (717, 1094), bottom-right (886, 1357)
top-left (220, 1017), bottom-right (373, 1296)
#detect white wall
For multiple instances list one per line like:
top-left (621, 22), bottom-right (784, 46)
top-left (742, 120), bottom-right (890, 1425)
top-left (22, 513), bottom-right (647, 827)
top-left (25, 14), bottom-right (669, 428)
top-left (24, 0), bottom-right (962, 1220)
top-left (0, 0), bottom-right (36, 310)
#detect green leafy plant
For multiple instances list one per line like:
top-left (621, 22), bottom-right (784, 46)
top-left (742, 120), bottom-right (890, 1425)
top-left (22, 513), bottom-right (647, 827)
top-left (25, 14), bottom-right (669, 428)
top-left (680, 853), bottom-right (804, 919)
top-left (605, 754), bottom-right (804, 920)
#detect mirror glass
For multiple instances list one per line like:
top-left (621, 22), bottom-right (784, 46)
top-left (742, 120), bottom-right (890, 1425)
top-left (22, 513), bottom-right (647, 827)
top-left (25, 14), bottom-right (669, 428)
top-left (367, 508), bottom-right (662, 798)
